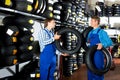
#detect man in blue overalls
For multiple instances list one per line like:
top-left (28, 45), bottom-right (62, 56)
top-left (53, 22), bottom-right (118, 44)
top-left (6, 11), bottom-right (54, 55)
top-left (38, 18), bottom-right (68, 80)
top-left (87, 16), bottom-right (113, 80)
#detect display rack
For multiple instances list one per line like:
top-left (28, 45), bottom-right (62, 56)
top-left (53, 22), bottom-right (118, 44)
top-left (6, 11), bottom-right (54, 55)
top-left (0, 3), bottom-right (87, 79)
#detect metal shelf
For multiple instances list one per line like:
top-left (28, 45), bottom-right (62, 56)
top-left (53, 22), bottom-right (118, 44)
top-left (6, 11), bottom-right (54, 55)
top-left (0, 7), bottom-right (46, 20)
top-left (0, 7), bottom-right (87, 27)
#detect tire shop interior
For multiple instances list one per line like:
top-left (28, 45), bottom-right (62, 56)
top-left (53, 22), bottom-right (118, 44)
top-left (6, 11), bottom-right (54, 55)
top-left (0, 0), bottom-right (120, 80)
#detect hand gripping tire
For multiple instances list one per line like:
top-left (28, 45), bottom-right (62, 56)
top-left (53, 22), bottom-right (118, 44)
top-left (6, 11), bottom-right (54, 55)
top-left (55, 27), bottom-right (82, 54)
top-left (85, 45), bottom-right (112, 75)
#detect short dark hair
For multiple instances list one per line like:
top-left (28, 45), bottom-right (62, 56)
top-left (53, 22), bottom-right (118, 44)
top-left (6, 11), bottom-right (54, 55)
top-left (91, 16), bottom-right (100, 24)
top-left (44, 18), bottom-right (54, 27)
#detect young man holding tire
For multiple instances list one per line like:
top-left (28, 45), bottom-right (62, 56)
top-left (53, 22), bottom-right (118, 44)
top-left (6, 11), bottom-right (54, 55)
top-left (87, 16), bottom-right (113, 80)
top-left (37, 18), bottom-right (68, 80)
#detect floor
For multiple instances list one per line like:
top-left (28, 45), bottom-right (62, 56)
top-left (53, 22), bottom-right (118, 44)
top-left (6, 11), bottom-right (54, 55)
top-left (61, 58), bottom-right (120, 80)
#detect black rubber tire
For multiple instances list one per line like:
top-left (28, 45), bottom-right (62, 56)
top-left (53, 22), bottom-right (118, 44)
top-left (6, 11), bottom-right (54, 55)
top-left (15, 16), bottom-right (34, 27)
top-left (2, 16), bottom-right (16, 25)
top-left (1, 45), bottom-right (17, 56)
top-left (35, 0), bottom-right (43, 14)
top-left (55, 27), bottom-right (82, 54)
top-left (19, 52), bottom-right (33, 62)
top-left (85, 45), bottom-right (112, 75)
top-left (18, 44), bottom-right (33, 52)
top-left (5, 56), bottom-right (17, 66)
top-left (82, 27), bottom-right (93, 51)
top-left (4, 36), bottom-right (17, 45)
top-left (19, 35), bottom-right (34, 44)
top-left (15, 1), bottom-right (33, 13)
top-left (5, 25), bottom-right (19, 37)
top-left (32, 41), bottom-right (40, 56)
top-left (53, 2), bottom-right (62, 10)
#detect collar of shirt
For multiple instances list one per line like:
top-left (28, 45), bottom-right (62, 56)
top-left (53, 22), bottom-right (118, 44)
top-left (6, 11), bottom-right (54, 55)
top-left (91, 27), bottom-right (101, 34)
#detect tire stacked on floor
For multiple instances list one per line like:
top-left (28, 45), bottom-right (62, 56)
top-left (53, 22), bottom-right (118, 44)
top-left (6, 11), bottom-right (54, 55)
top-left (62, 56), bottom-right (73, 76)
top-left (77, 51), bottom-right (84, 67)
top-left (72, 54), bottom-right (78, 72)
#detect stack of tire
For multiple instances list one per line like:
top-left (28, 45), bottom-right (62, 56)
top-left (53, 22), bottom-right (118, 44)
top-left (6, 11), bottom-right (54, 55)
top-left (80, 0), bottom-right (87, 10)
top-left (105, 5), bottom-right (113, 16)
top-left (112, 4), bottom-right (120, 16)
top-left (62, 56), bottom-right (73, 76)
top-left (55, 27), bottom-right (83, 76)
top-left (0, 0), bottom-right (55, 19)
top-left (14, 16), bottom-right (34, 63)
top-left (53, 2), bottom-right (62, 21)
top-left (69, 5), bottom-right (77, 24)
top-left (62, 54), bottom-right (78, 76)
top-left (77, 52), bottom-right (84, 67)
top-left (13, 0), bottom-right (53, 18)
top-left (0, 19), bottom-right (19, 67)
top-left (2, 15), bottom-right (35, 63)
top-left (60, 2), bottom-right (72, 23)
top-left (71, 54), bottom-right (78, 72)
top-left (95, 1), bottom-right (106, 17)
top-left (57, 30), bottom-right (73, 76)
top-left (37, 0), bottom-right (54, 18)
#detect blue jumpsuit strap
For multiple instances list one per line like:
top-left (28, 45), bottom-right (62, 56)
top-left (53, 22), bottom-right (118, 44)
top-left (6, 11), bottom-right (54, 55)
top-left (97, 28), bottom-right (101, 34)
top-left (44, 28), bottom-right (51, 38)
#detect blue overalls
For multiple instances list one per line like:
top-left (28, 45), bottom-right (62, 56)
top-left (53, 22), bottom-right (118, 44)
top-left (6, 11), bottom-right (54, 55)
top-left (88, 29), bottom-right (104, 80)
top-left (40, 29), bottom-right (56, 80)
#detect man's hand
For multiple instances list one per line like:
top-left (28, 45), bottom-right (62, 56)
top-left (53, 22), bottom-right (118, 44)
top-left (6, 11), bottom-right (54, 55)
top-left (97, 43), bottom-right (103, 50)
top-left (61, 53), bottom-right (69, 56)
top-left (54, 32), bottom-right (61, 40)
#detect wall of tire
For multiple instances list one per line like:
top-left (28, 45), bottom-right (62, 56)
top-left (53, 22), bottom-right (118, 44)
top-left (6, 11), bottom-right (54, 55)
top-left (0, 0), bottom-right (90, 79)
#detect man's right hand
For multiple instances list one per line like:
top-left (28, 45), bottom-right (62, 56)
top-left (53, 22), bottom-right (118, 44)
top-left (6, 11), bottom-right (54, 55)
top-left (54, 32), bottom-right (61, 40)
top-left (61, 53), bottom-right (69, 56)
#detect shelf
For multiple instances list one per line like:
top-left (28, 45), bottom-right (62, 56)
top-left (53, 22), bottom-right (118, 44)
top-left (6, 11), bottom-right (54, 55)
top-left (0, 7), bottom-right (87, 27)
top-left (0, 7), bottom-right (46, 20)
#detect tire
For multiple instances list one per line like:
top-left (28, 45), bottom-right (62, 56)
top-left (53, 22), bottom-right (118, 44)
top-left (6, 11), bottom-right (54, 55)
top-left (5, 25), bottom-right (19, 37)
top-left (15, 1), bottom-right (33, 13)
top-left (32, 41), bottom-right (40, 56)
top-left (82, 27), bottom-right (93, 51)
top-left (19, 52), bottom-right (33, 62)
top-left (85, 45), bottom-right (112, 75)
top-left (2, 16), bottom-right (15, 25)
top-left (55, 27), bottom-right (82, 54)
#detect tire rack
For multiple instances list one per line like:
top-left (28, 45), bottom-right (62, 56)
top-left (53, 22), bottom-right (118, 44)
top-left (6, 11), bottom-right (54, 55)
top-left (0, 2), bottom-right (88, 79)
top-left (0, 7), bottom-right (37, 79)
